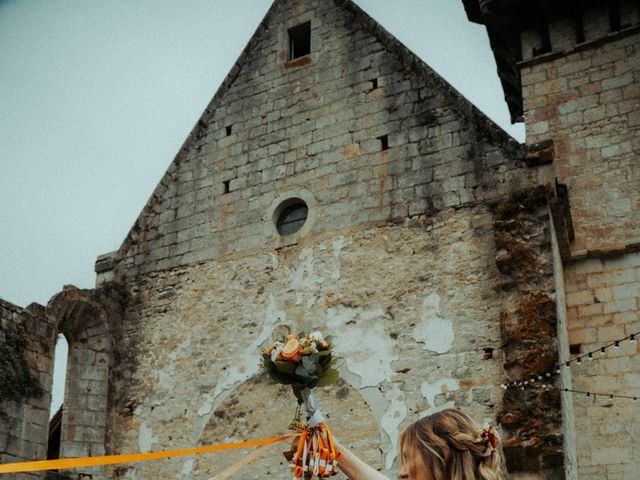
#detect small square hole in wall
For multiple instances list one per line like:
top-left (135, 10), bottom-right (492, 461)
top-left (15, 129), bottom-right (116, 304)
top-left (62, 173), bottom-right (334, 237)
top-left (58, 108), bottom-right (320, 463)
top-left (370, 78), bottom-right (378, 90)
top-left (223, 180), bottom-right (230, 194)
top-left (225, 125), bottom-right (233, 136)
top-left (569, 344), bottom-right (581, 355)
top-left (288, 21), bottom-right (311, 60)
top-left (377, 134), bottom-right (389, 151)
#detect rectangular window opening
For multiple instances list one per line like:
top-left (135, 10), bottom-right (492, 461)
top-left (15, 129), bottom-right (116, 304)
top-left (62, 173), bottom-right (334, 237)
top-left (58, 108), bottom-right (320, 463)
top-left (225, 125), bottom-right (233, 136)
top-left (574, 14), bottom-right (585, 43)
top-left (370, 78), bottom-right (378, 90)
top-left (569, 343), bottom-right (581, 355)
top-left (288, 21), bottom-right (311, 60)
top-left (532, 25), bottom-right (551, 57)
top-left (223, 180), bottom-right (230, 194)
top-left (378, 134), bottom-right (389, 151)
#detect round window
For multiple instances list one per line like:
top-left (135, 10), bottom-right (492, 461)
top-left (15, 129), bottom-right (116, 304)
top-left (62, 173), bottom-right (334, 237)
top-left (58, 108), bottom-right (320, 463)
top-left (275, 199), bottom-right (308, 236)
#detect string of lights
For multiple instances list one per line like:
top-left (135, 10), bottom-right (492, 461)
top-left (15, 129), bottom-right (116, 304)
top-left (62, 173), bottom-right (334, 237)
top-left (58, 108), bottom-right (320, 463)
top-left (556, 331), bottom-right (638, 370)
top-left (500, 330), bottom-right (640, 401)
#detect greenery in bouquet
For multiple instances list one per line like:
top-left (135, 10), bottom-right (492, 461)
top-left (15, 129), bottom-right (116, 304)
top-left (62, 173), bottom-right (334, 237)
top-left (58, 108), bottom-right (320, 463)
top-left (262, 331), bottom-right (340, 404)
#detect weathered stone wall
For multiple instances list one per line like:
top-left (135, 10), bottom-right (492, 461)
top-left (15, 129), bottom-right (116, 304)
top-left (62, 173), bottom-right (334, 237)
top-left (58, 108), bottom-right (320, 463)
top-left (0, 299), bottom-right (52, 480)
top-left (564, 253), bottom-right (640, 479)
top-left (1, 0), bottom-right (564, 478)
top-left (517, 4), bottom-right (640, 479)
top-left (0, 287), bottom-right (124, 480)
top-left (491, 187), bottom-right (564, 478)
top-left (113, 0), bottom-right (526, 280)
top-left (109, 208), bottom-right (514, 479)
top-left (47, 286), bottom-right (125, 480)
top-left (520, 17), bottom-right (640, 255)
top-left (101, 1), bottom-right (546, 478)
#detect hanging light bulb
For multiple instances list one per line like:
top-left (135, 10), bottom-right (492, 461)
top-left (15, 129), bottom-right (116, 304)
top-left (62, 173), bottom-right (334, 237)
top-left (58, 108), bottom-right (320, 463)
top-left (600, 347), bottom-right (606, 357)
top-left (565, 362), bottom-right (570, 368)
top-left (577, 357), bottom-right (582, 365)
top-left (614, 340), bottom-right (620, 349)
top-left (630, 333), bottom-right (637, 343)
top-left (588, 352), bottom-right (593, 361)
top-left (556, 368), bottom-right (561, 374)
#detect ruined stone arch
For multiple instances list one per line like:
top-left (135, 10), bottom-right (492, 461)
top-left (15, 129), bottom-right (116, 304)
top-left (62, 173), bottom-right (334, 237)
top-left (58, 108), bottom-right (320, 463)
top-left (46, 285), bottom-right (123, 479)
top-left (191, 374), bottom-right (382, 480)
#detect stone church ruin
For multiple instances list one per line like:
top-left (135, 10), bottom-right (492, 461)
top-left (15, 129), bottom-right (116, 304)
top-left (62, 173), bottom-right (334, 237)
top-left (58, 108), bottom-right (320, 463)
top-left (2, 0), bottom-right (639, 479)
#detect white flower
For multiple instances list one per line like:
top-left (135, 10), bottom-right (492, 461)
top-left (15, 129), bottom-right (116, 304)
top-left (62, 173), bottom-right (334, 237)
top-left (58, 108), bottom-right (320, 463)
top-left (309, 331), bottom-right (324, 342)
top-left (270, 342), bottom-right (284, 362)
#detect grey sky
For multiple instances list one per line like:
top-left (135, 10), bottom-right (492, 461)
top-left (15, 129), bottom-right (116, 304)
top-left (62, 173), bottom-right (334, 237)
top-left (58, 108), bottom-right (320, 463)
top-left (0, 1), bottom-right (524, 414)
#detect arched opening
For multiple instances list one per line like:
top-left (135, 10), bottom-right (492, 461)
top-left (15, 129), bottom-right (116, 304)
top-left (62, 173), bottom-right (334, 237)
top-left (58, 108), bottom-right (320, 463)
top-left (47, 333), bottom-right (68, 460)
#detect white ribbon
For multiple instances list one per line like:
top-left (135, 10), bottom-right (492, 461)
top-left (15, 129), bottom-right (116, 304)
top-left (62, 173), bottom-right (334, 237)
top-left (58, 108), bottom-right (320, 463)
top-left (300, 388), bottom-right (325, 427)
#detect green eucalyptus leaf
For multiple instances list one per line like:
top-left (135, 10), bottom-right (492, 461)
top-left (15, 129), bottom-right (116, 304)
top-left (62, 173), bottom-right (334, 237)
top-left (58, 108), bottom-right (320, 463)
top-left (316, 368), bottom-right (340, 387)
top-left (273, 360), bottom-right (297, 375)
top-left (302, 354), bottom-right (320, 374)
top-left (295, 364), bottom-right (313, 380)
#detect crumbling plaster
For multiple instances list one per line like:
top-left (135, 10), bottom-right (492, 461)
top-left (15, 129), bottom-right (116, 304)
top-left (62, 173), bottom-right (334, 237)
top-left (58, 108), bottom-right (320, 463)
top-left (111, 207), bottom-right (507, 479)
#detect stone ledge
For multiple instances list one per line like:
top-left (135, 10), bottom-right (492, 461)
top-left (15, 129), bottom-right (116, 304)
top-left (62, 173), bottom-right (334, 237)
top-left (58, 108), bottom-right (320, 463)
top-left (568, 242), bottom-right (640, 263)
top-left (518, 25), bottom-right (640, 70)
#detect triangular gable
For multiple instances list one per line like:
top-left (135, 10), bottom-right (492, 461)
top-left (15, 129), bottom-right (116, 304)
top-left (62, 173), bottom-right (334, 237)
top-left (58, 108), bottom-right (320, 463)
top-left (114, 0), bottom-right (520, 263)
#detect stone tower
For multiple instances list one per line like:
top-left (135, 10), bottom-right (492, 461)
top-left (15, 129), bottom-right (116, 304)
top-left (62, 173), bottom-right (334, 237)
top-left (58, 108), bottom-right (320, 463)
top-left (464, 1), bottom-right (640, 478)
top-left (1, 1), bottom-right (638, 479)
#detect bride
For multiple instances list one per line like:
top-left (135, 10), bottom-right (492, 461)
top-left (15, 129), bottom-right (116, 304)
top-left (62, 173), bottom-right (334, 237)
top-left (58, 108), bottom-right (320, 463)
top-left (333, 408), bottom-right (503, 480)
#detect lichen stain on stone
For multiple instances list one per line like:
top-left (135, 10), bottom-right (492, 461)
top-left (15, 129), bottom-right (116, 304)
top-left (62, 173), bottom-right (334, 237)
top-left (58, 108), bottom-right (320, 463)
top-left (501, 293), bottom-right (557, 376)
top-left (0, 320), bottom-right (43, 402)
top-left (492, 186), bottom-right (563, 471)
top-left (495, 232), bottom-right (537, 274)
top-left (413, 292), bottom-right (454, 353)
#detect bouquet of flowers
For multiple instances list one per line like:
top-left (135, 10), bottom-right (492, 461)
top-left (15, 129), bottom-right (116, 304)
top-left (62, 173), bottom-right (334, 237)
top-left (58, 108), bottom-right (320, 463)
top-left (262, 331), bottom-right (341, 479)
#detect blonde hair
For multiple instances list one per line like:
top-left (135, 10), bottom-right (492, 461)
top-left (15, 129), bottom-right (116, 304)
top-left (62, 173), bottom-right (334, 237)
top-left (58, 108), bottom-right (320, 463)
top-left (399, 408), bottom-right (503, 480)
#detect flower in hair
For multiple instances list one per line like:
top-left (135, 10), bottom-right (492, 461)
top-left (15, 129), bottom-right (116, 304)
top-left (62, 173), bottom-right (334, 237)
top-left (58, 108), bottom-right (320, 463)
top-left (480, 424), bottom-right (500, 450)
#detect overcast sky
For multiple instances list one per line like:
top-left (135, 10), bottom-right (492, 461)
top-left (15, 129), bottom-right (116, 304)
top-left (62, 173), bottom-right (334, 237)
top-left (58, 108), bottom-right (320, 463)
top-left (0, 1), bottom-right (525, 414)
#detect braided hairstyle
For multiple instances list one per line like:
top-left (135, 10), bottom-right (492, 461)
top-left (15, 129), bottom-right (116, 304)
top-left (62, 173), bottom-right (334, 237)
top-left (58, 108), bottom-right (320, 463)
top-left (399, 408), bottom-right (503, 480)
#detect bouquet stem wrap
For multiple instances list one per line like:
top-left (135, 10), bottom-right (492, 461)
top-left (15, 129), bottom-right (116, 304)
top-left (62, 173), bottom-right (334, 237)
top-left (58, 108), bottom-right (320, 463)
top-left (291, 421), bottom-right (341, 479)
top-left (301, 388), bottom-right (325, 427)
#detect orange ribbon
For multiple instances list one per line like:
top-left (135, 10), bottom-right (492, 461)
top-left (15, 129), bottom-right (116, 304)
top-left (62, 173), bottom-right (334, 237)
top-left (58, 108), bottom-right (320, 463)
top-left (0, 434), bottom-right (295, 474)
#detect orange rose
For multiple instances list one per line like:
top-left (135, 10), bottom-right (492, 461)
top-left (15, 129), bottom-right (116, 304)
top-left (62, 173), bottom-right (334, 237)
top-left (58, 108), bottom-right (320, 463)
top-left (280, 338), bottom-right (302, 362)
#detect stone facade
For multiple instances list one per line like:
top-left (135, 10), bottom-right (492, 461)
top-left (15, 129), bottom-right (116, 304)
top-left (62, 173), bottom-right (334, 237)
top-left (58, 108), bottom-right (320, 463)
top-left (1, 0), bottom-right (638, 479)
top-left (518, 6), bottom-right (640, 479)
top-left (521, 29), bottom-right (640, 255)
top-left (463, 0), bottom-right (640, 478)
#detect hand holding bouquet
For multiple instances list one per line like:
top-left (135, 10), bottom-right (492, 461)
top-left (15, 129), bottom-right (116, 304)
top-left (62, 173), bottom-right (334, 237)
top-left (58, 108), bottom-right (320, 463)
top-left (262, 331), bottom-right (341, 479)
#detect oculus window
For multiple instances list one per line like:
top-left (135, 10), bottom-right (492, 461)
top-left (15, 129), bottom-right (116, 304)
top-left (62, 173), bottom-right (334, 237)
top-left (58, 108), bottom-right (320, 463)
top-left (276, 199), bottom-right (308, 235)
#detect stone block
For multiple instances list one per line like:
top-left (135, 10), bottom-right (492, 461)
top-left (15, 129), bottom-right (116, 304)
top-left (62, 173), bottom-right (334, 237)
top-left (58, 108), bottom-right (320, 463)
top-left (596, 323), bottom-right (627, 341)
top-left (603, 298), bottom-right (637, 314)
top-left (566, 289), bottom-right (594, 307)
top-left (591, 447), bottom-right (632, 465)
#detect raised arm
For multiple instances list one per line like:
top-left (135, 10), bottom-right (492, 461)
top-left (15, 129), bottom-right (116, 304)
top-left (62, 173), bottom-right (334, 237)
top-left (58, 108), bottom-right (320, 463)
top-left (334, 439), bottom-right (391, 480)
